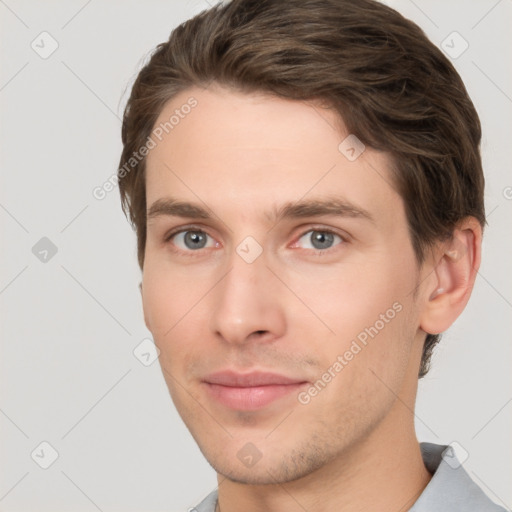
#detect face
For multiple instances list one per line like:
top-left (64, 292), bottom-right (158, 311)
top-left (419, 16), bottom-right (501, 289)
top-left (142, 84), bottom-right (428, 484)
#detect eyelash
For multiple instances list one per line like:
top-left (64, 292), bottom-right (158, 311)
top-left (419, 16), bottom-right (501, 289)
top-left (163, 225), bottom-right (347, 255)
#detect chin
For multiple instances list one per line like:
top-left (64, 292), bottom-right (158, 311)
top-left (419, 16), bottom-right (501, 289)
top-left (198, 440), bottom-right (335, 485)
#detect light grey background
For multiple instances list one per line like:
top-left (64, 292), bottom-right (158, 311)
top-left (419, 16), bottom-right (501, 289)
top-left (0, 0), bottom-right (510, 511)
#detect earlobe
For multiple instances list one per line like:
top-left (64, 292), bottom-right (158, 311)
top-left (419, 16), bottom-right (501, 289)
top-left (420, 217), bottom-right (482, 335)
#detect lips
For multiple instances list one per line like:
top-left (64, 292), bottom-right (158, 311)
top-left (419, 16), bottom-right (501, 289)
top-left (203, 371), bottom-right (308, 411)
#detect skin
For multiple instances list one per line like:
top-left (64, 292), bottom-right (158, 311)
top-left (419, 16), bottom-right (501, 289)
top-left (141, 83), bottom-right (481, 512)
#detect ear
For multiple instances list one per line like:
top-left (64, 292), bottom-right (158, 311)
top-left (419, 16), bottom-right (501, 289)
top-left (419, 217), bottom-right (482, 335)
top-left (139, 281), bottom-right (152, 331)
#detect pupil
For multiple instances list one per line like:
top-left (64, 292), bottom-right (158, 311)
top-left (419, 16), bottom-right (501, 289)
top-left (311, 231), bottom-right (333, 249)
top-left (185, 231), bottom-right (206, 249)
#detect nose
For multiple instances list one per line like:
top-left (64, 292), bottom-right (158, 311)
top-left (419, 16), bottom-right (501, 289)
top-left (209, 251), bottom-right (287, 346)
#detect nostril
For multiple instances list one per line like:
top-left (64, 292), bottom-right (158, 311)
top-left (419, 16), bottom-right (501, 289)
top-left (253, 330), bottom-right (268, 338)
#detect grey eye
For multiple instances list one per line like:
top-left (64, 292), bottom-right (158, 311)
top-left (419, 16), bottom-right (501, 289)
top-left (173, 230), bottom-right (213, 250)
top-left (297, 230), bottom-right (341, 250)
top-left (185, 231), bottom-right (207, 249)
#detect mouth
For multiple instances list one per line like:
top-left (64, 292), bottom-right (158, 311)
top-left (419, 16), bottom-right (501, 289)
top-left (202, 370), bottom-right (309, 411)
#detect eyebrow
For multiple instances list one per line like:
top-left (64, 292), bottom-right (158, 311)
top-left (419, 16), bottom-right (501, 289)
top-left (147, 198), bottom-right (211, 220)
top-left (147, 196), bottom-right (374, 224)
top-left (273, 198), bottom-right (374, 223)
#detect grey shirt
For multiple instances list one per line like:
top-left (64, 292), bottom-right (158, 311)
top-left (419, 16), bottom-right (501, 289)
top-left (192, 443), bottom-right (506, 511)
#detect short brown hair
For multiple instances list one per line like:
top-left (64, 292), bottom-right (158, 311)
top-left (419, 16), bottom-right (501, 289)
top-left (118, 0), bottom-right (485, 377)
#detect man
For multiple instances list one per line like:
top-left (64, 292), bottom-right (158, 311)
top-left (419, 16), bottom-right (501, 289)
top-left (117, 0), bottom-right (505, 510)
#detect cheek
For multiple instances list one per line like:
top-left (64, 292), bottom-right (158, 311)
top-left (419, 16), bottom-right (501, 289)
top-left (301, 298), bottom-right (418, 433)
top-left (329, 277), bottom-right (420, 410)
top-left (289, 246), bottom-right (420, 392)
top-left (142, 255), bottom-right (205, 336)
top-left (142, 265), bottom-right (176, 338)
top-left (141, 257), bottom-right (214, 375)
top-left (287, 254), bottom-right (416, 345)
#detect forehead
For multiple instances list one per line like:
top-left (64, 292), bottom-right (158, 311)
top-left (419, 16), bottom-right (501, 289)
top-left (144, 84), bottom-right (402, 225)
top-left (148, 84), bottom-right (345, 165)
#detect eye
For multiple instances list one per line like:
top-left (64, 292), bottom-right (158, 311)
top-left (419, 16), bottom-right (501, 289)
top-left (296, 230), bottom-right (343, 251)
top-left (170, 230), bottom-right (216, 251)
